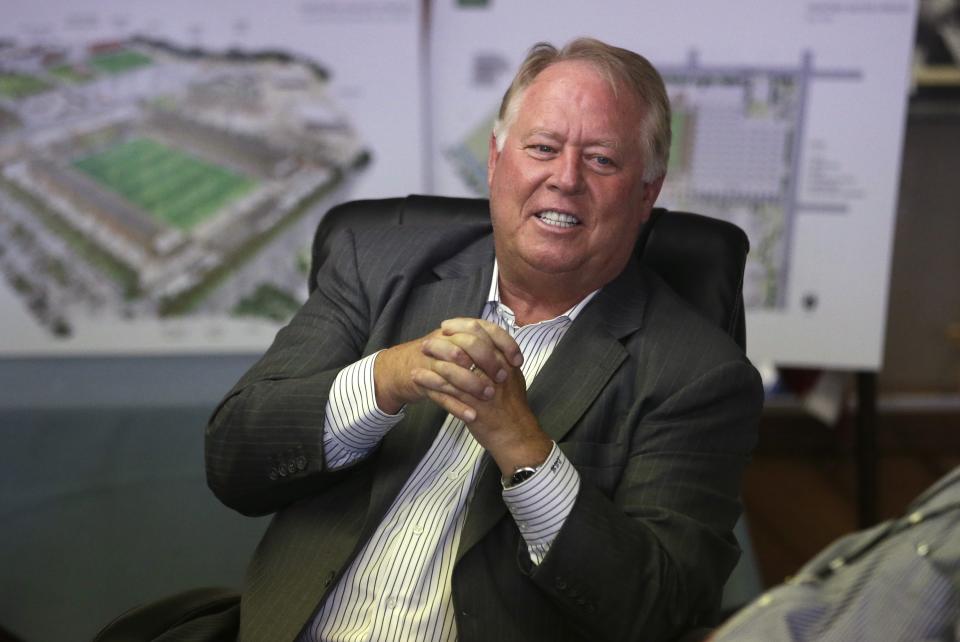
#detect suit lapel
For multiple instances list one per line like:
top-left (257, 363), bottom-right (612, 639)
top-left (364, 237), bottom-right (495, 531)
top-left (528, 259), bottom-right (648, 441)
top-left (457, 258), bottom-right (649, 562)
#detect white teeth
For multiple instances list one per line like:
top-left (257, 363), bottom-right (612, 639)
top-left (537, 210), bottom-right (580, 228)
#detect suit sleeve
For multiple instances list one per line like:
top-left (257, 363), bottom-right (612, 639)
top-left (205, 228), bottom-right (374, 516)
top-left (527, 358), bottom-right (763, 642)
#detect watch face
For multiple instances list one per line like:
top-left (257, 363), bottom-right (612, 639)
top-left (510, 468), bottom-right (536, 486)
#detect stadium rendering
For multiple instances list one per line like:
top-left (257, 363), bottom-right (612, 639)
top-left (0, 37), bottom-right (367, 338)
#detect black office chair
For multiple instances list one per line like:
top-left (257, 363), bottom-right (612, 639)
top-left (311, 194), bottom-right (748, 350)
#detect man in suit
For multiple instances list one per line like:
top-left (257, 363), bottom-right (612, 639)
top-left (206, 38), bottom-right (763, 642)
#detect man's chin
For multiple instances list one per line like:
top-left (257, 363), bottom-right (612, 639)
top-left (517, 252), bottom-right (585, 277)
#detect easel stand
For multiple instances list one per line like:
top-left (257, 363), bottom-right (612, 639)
top-left (855, 371), bottom-right (878, 528)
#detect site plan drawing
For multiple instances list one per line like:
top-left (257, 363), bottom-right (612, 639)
top-left (444, 52), bottom-right (861, 311)
top-left (430, 0), bottom-right (917, 369)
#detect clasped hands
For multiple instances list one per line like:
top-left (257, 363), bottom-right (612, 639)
top-left (374, 318), bottom-right (552, 475)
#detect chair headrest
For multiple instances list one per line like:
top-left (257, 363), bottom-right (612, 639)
top-left (310, 195), bottom-right (748, 350)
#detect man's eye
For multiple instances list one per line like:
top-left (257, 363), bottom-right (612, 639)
top-left (594, 156), bottom-right (612, 166)
top-left (533, 144), bottom-right (555, 153)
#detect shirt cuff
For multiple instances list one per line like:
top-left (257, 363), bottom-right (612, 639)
top-left (323, 351), bottom-right (404, 469)
top-left (502, 442), bottom-right (580, 565)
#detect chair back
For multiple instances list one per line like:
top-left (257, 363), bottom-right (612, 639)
top-left (310, 195), bottom-right (748, 350)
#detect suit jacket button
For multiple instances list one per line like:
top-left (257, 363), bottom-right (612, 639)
top-left (554, 576), bottom-right (568, 590)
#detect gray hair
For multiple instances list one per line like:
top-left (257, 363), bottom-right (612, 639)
top-left (493, 37), bottom-right (671, 182)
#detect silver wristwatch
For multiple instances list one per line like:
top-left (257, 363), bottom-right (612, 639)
top-left (502, 465), bottom-right (538, 489)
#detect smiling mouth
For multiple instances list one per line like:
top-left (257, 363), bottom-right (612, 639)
top-left (536, 210), bottom-right (581, 229)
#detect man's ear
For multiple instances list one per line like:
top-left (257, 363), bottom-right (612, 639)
top-left (639, 175), bottom-right (666, 222)
top-left (487, 133), bottom-right (500, 192)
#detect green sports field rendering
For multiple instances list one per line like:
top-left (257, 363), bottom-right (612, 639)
top-left (88, 50), bottom-right (153, 74)
top-left (48, 64), bottom-right (96, 84)
top-left (0, 73), bottom-right (52, 99)
top-left (73, 138), bottom-right (257, 231)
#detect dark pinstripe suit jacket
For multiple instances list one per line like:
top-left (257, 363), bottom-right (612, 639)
top-left (206, 223), bottom-right (763, 642)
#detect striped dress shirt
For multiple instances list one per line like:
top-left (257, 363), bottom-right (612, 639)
top-left (302, 261), bottom-right (595, 642)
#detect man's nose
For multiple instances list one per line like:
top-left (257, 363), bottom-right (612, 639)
top-left (548, 149), bottom-right (585, 194)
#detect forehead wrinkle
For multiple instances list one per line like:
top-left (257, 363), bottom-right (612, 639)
top-left (589, 138), bottom-right (622, 150)
top-left (523, 126), bottom-right (624, 151)
top-left (524, 128), bottom-right (562, 140)
top-left (520, 109), bottom-right (626, 143)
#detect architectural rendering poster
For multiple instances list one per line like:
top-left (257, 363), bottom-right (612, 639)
top-left (432, 0), bottom-right (917, 370)
top-left (0, 0), bottom-right (423, 354)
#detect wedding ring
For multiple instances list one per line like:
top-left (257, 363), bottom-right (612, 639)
top-left (468, 363), bottom-right (479, 374)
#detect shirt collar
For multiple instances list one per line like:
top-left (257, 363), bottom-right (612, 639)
top-left (487, 259), bottom-right (598, 325)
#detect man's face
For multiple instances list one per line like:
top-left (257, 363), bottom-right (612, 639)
top-left (487, 60), bottom-right (663, 291)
